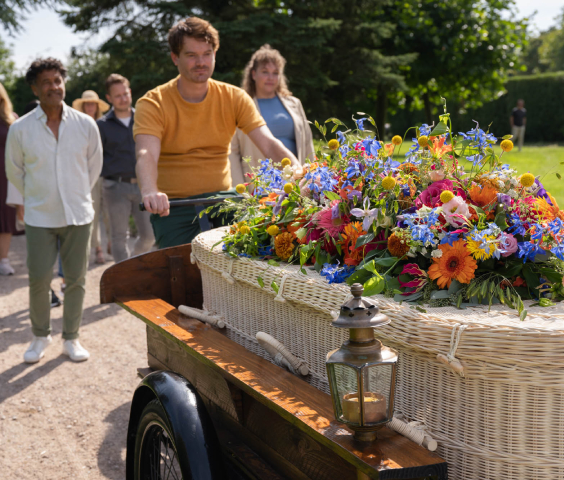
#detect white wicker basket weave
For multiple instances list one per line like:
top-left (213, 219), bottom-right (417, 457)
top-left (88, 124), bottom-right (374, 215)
top-left (192, 228), bottom-right (564, 480)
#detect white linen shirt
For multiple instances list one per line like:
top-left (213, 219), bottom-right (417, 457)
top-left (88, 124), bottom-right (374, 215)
top-left (5, 103), bottom-right (103, 228)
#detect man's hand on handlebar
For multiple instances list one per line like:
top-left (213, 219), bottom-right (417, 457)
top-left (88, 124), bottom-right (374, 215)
top-left (142, 192), bottom-right (170, 216)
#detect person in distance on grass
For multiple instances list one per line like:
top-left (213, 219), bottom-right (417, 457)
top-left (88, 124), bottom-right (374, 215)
top-left (510, 99), bottom-right (526, 152)
top-left (5, 58), bottom-right (103, 364)
top-left (97, 74), bottom-right (155, 263)
top-left (134, 16), bottom-right (301, 248)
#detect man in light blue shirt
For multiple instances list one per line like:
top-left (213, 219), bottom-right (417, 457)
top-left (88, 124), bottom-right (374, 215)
top-left (5, 58), bottom-right (103, 364)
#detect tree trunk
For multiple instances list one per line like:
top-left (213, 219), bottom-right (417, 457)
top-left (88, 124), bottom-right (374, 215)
top-left (375, 90), bottom-right (388, 140)
top-left (423, 92), bottom-right (433, 125)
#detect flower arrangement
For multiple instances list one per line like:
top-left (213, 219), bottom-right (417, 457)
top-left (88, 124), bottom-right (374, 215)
top-left (212, 108), bottom-right (564, 320)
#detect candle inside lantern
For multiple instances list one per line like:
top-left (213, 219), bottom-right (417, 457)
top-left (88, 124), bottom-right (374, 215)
top-left (342, 392), bottom-right (387, 424)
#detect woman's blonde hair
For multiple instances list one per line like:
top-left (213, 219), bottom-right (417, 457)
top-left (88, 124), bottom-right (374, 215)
top-left (241, 44), bottom-right (292, 98)
top-left (0, 83), bottom-right (14, 126)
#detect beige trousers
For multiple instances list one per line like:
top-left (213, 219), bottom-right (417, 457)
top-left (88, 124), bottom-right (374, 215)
top-left (511, 125), bottom-right (525, 151)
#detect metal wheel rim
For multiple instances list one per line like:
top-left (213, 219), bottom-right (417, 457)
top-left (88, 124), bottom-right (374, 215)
top-left (139, 420), bottom-right (183, 480)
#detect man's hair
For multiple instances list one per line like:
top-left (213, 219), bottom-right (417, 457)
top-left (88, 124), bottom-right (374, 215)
top-left (25, 57), bottom-right (67, 85)
top-left (105, 73), bottom-right (130, 93)
top-left (241, 44), bottom-right (291, 98)
top-left (168, 17), bottom-right (220, 55)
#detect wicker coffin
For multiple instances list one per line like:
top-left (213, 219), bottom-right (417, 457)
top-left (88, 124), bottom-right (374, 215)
top-left (192, 228), bottom-right (564, 480)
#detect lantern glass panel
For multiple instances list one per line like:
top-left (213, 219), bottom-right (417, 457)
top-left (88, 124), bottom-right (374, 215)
top-left (329, 363), bottom-right (359, 424)
top-left (361, 364), bottom-right (395, 424)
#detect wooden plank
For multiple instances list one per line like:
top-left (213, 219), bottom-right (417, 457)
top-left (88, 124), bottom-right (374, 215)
top-left (99, 244), bottom-right (202, 309)
top-left (168, 255), bottom-right (187, 307)
top-left (148, 326), bottom-right (358, 480)
top-left (119, 295), bottom-right (447, 480)
top-left (217, 428), bottom-right (288, 480)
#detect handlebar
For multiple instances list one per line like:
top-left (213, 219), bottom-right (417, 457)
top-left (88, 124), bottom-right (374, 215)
top-left (139, 196), bottom-right (241, 212)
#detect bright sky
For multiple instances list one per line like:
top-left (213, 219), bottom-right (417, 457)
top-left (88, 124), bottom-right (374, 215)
top-left (1, 0), bottom-right (563, 71)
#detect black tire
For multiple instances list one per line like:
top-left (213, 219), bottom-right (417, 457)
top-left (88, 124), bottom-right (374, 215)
top-left (134, 399), bottom-right (185, 480)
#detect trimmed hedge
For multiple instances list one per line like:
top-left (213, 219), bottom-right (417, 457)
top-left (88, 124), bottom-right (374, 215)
top-left (389, 72), bottom-right (564, 143)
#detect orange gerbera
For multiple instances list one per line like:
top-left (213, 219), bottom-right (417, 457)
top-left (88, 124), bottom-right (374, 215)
top-left (469, 184), bottom-right (498, 209)
top-left (535, 194), bottom-right (564, 222)
top-left (259, 192), bottom-right (278, 208)
top-left (340, 222), bottom-right (366, 266)
top-left (428, 239), bottom-right (477, 288)
top-left (428, 136), bottom-right (453, 158)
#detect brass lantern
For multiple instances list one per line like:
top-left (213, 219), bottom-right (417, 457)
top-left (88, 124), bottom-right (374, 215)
top-left (326, 283), bottom-right (398, 442)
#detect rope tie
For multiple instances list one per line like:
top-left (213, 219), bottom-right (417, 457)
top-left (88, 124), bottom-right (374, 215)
top-left (437, 323), bottom-right (468, 376)
top-left (274, 275), bottom-right (289, 303)
top-left (222, 259), bottom-right (236, 284)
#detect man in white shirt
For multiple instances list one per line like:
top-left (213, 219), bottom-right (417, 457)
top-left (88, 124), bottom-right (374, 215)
top-left (5, 58), bottom-right (103, 363)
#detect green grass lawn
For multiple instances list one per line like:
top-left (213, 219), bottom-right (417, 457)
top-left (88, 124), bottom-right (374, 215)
top-left (314, 139), bottom-right (564, 207)
top-left (490, 145), bottom-right (564, 207)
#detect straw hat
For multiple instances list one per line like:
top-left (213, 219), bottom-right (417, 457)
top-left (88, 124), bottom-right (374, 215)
top-left (72, 90), bottom-right (110, 113)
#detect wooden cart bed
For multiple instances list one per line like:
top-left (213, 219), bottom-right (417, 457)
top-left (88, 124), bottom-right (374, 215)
top-left (101, 245), bottom-right (447, 480)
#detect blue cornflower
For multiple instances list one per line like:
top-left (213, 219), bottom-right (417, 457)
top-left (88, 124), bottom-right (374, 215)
top-left (320, 263), bottom-right (355, 284)
top-left (340, 145), bottom-right (351, 158)
top-left (345, 161), bottom-right (362, 178)
top-left (419, 124), bottom-right (432, 136)
top-left (238, 253), bottom-right (251, 258)
top-left (530, 224), bottom-right (545, 242)
top-left (355, 118), bottom-right (368, 131)
top-left (466, 154), bottom-right (484, 166)
top-left (547, 218), bottom-right (564, 235)
top-left (362, 137), bottom-right (382, 157)
top-left (336, 130), bottom-right (347, 144)
top-left (551, 244), bottom-right (564, 261)
top-left (507, 213), bottom-right (527, 236)
top-left (258, 245), bottom-right (273, 256)
top-left (517, 242), bottom-right (544, 263)
top-left (440, 232), bottom-right (460, 246)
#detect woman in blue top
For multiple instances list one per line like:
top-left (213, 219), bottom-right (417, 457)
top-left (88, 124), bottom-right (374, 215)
top-left (230, 45), bottom-right (315, 185)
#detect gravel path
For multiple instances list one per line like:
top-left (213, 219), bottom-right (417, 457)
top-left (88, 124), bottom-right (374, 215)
top-left (0, 233), bottom-right (147, 479)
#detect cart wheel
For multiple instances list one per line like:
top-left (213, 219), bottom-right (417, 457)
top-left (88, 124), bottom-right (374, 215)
top-left (134, 399), bottom-right (184, 480)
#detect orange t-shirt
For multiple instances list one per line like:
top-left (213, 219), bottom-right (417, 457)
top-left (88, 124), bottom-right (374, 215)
top-left (133, 77), bottom-right (265, 198)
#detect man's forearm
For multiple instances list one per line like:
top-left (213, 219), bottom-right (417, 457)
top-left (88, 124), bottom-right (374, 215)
top-left (136, 154), bottom-right (159, 197)
top-left (264, 138), bottom-right (299, 166)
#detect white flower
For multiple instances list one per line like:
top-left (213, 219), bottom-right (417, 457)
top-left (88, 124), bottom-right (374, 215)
top-left (282, 165), bottom-right (294, 180)
top-left (497, 180), bottom-right (505, 189)
top-left (431, 249), bottom-right (443, 258)
top-left (350, 197), bottom-right (379, 231)
top-left (508, 189), bottom-right (518, 199)
top-left (510, 178), bottom-right (519, 187)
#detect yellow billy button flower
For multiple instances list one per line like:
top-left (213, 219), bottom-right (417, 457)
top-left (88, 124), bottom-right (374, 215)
top-left (328, 139), bottom-right (340, 150)
top-left (520, 173), bottom-right (535, 188)
top-left (281, 158), bottom-right (292, 167)
top-left (391, 135), bottom-right (402, 146)
top-left (266, 225), bottom-right (280, 236)
top-left (500, 139), bottom-right (514, 152)
top-left (235, 184), bottom-right (246, 194)
top-left (440, 190), bottom-right (455, 203)
top-left (283, 183), bottom-right (294, 194)
top-left (382, 176), bottom-right (397, 190)
top-left (239, 225), bottom-right (251, 235)
top-left (418, 135), bottom-right (429, 148)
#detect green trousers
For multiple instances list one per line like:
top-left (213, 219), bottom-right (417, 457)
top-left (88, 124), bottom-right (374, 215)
top-left (150, 190), bottom-right (236, 249)
top-left (25, 223), bottom-right (92, 340)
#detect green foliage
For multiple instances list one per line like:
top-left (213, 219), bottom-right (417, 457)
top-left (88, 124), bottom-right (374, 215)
top-left (388, 72), bottom-right (564, 143)
top-left (522, 8), bottom-right (564, 74)
top-left (0, 37), bottom-right (16, 88)
top-left (58, 0), bottom-right (412, 122)
top-left (0, 0), bottom-right (43, 32)
top-left (379, 0), bottom-right (528, 125)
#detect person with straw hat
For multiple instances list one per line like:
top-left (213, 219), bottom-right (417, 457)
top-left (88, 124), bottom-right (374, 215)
top-left (73, 90), bottom-right (111, 265)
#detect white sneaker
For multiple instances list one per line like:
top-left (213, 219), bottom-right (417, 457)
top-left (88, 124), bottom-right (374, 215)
top-left (62, 339), bottom-right (90, 362)
top-left (0, 258), bottom-right (14, 276)
top-left (23, 335), bottom-right (53, 363)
